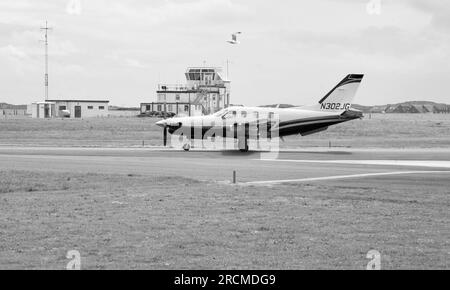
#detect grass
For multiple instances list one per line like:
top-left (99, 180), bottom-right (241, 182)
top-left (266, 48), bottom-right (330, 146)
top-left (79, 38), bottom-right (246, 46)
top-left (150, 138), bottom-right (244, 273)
top-left (0, 170), bottom-right (448, 269)
top-left (0, 114), bottom-right (450, 148)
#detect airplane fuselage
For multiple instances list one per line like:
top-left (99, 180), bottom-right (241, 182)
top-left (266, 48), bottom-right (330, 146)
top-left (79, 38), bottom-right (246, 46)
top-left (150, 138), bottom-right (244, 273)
top-left (158, 106), bottom-right (362, 139)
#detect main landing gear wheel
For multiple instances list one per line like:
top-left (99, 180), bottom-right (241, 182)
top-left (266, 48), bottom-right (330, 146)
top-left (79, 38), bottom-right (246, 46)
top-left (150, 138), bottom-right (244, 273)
top-left (239, 144), bottom-right (249, 153)
top-left (183, 143), bottom-right (191, 152)
top-left (238, 137), bottom-right (249, 153)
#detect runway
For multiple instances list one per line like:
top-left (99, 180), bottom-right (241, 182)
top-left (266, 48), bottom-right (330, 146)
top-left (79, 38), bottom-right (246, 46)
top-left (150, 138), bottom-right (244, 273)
top-left (1, 147), bottom-right (450, 186)
top-left (1, 146), bottom-right (449, 270)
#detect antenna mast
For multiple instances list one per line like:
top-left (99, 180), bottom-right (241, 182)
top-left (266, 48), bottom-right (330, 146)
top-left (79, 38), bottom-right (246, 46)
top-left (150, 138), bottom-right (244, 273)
top-left (40, 21), bottom-right (52, 101)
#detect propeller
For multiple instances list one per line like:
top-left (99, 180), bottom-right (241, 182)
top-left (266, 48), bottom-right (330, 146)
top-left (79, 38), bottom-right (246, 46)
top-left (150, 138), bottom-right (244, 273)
top-left (162, 110), bottom-right (172, 147)
top-left (156, 119), bottom-right (169, 147)
top-left (163, 126), bottom-right (168, 147)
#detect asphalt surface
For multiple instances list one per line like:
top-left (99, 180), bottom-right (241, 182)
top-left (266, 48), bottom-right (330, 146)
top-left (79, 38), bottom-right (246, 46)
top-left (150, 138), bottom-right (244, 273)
top-left (1, 147), bottom-right (450, 185)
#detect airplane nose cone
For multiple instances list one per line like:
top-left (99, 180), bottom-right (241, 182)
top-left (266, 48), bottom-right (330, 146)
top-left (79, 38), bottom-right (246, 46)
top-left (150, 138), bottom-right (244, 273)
top-left (156, 120), bottom-right (167, 128)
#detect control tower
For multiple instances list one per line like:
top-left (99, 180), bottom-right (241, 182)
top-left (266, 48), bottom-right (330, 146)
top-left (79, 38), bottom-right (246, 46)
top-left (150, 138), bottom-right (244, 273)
top-left (141, 67), bottom-right (231, 117)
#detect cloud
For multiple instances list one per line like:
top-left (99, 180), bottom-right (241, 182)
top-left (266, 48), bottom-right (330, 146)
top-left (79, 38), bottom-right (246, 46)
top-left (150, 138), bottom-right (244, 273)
top-left (105, 51), bottom-right (148, 68)
top-left (406, 0), bottom-right (450, 32)
top-left (0, 45), bottom-right (28, 59)
top-left (66, 0), bottom-right (83, 15)
top-left (0, 0), bottom-right (449, 106)
top-left (276, 25), bottom-right (440, 59)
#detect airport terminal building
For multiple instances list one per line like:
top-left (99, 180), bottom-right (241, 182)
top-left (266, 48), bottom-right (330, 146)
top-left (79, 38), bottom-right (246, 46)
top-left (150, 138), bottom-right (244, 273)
top-left (141, 67), bottom-right (231, 117)
top-left (30, 99), bottom-right (110, 119)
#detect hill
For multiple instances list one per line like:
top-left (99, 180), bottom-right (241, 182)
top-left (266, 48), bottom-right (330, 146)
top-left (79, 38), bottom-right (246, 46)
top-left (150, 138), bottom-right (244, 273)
top-left (352, 101), bottom-right (450, 114)
top-left (259, 102), bottom-right (450, 114)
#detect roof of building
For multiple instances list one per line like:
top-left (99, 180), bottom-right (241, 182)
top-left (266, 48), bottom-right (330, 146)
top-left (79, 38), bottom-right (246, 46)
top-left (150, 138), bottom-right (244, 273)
top-left (46, 99), bottom-right (109, 103)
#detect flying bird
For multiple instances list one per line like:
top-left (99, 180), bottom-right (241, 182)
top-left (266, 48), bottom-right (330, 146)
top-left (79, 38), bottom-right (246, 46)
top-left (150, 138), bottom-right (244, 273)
top-left (227, 32), bottom-right (242, 44)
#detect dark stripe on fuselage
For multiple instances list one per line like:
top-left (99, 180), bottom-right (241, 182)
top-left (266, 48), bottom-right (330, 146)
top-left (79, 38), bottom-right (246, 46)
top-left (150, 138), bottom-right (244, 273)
top-left (279, 120), bottom-right (346, 137)
top-left (277, 113), bottom-right (360, 136)
top-left (169, 114), bottom-right (358, 139)
top-left (279, 115), bottom-right (343, 128)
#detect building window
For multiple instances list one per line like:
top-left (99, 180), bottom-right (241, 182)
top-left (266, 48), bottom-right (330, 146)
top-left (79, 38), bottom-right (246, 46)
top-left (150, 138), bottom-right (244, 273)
top-left (184, 105), bottom-right (189, 112)
top-left (99, 106), bottom-right (105, 110)
top-left (176, 95), bottom-right (180, 101)
top-left (59, 106), bottom-right (67, 111)
top-left (168, 104), bottom-right (173, 111)
top-left (88, 106), bottom-right (94, 110)
top-left (146, 105), bottom-right (151, 111)
top-left (241, 111), bottom-right (247, 118)
top-left (157, 105), bottom-right (162, 111)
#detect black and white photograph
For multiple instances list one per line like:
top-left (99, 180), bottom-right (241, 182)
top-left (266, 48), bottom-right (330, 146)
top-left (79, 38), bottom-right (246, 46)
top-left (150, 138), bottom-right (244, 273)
top-left (0, 0), bottom-right (449, 275)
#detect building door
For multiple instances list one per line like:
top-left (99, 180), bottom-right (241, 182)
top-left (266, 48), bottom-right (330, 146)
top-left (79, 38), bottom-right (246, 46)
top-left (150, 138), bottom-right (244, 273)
top-left (74, 106), bottom-right (82, 118)
top-left (44, 105), bottom-right (50, 118)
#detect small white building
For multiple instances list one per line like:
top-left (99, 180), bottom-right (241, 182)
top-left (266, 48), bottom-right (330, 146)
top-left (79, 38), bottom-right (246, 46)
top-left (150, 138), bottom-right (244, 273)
top-left (31, 100), bottom-right (110, 119)
top-left (30, 102), bottom-right (56, 118)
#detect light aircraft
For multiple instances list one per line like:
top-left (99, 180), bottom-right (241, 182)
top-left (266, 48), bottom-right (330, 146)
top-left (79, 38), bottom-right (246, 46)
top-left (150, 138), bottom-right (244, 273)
top-left (156, 74), bottom-right (364, 152)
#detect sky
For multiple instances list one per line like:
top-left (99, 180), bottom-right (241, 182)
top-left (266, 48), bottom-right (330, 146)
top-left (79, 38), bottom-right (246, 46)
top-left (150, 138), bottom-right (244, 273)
top-left (0, 0), bottom-right (449, 106)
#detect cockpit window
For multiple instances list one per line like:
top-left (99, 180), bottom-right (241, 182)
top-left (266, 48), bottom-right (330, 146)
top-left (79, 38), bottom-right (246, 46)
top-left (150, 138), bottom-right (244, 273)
top-left (213, 109), bottom-right (228, 117)
top-left (223, 111), bottom-right (237, 119)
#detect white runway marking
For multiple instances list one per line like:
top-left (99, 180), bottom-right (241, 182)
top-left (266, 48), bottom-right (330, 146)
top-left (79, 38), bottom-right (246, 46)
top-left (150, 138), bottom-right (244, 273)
top-left (245, 171), bottom-right (450, 185)
top-left (257, 159), bottom-right (450, 168)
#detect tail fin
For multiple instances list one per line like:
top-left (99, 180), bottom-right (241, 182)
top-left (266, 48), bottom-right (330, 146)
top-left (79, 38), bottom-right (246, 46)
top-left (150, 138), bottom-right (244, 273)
top-left (302, 74), bottom-right (364, 112)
